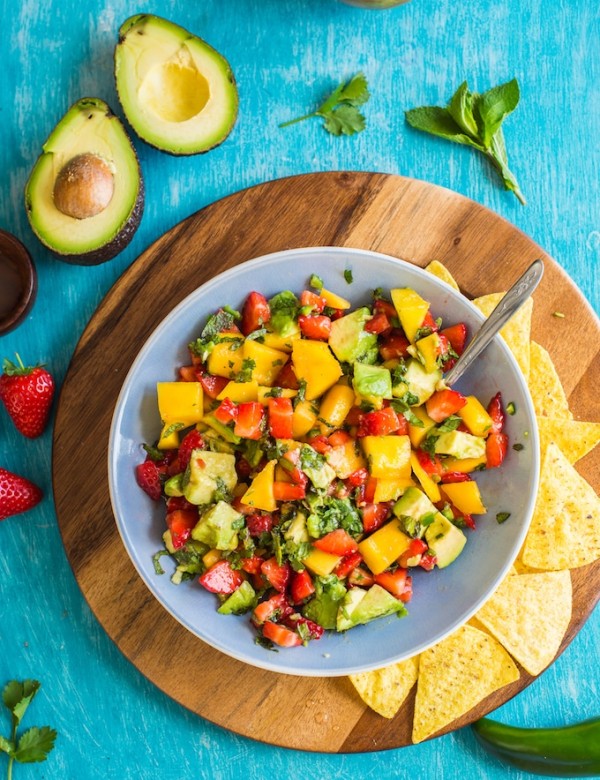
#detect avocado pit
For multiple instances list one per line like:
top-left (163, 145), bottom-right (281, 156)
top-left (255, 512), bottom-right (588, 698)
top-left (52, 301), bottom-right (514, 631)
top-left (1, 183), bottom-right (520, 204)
top-left (53, 153), bottom-right (115, 219)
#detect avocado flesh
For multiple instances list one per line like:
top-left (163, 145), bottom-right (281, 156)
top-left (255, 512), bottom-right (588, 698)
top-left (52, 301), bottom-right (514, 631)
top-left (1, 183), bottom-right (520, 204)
top-left (425, 514), bottom-right (466, 568)
top-left (25, 98), bottom-right (143, 265)
top-left (115, 14), bottom-right (238, 155)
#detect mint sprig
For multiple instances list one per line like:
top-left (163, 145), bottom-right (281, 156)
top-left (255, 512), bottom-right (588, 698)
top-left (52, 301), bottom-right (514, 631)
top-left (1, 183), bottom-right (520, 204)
top-left (280, 73), bottom-right (370, 136)
top-left (1, 680), bottom-right (56, 779)
top-left (405, 79), bottom-right (525, 204)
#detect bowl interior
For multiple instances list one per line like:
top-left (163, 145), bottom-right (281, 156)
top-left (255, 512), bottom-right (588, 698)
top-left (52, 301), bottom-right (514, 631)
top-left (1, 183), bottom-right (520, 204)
top-left (108, 247), bottom-right (539, 676)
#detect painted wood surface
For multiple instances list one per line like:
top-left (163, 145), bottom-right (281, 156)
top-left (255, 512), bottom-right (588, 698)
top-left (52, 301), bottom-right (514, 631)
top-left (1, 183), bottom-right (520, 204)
top-left (52, 172), bottom-right (600, 751)
top-left (0, 0), bottom-right (598, 778)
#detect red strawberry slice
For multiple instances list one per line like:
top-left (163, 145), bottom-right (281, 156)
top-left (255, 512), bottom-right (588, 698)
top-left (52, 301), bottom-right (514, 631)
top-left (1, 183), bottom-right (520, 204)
top-left (0, 355), bottom-right (55, 438)
top-left (0, 468), bottom-right (43, 520)
top-left (135, 461), bottom-right (162, 501)
top-left (177, 429), bottom-right (205, 471)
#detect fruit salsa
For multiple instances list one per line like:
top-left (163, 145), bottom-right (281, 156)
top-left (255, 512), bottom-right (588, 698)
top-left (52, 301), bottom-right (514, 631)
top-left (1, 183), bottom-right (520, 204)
top-left (135, 277), bottom-right (509, 649)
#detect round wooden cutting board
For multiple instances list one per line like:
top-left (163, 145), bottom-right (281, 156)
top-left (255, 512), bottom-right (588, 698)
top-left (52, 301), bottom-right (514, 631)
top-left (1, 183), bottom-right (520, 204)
top-left (53, 172), bottom-right (600, 752)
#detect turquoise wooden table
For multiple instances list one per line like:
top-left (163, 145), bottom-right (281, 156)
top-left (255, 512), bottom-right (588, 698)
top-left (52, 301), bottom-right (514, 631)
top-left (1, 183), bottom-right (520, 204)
top-left (1, 0), bottom-right (598, 777)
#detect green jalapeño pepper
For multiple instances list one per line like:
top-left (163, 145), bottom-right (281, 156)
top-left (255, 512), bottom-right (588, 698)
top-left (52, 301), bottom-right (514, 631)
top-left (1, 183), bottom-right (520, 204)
top-left (472, 716), bottom-right (600, 777)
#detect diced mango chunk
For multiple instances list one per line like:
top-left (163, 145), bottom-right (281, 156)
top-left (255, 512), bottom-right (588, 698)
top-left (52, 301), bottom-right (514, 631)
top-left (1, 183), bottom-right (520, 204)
top-left (391, 288), bottom-right (429, 343)
top-left (361, 435), bottom-right (412, 479)
top-left (442, 480), bottom-right (487, 515)
top-left (458, 396), bottom-right (493, 437)
top-left (408, 404), bottom-right (436, 448)
top-left (303, 548), bottom-right (341, 576)
top-left (206, 338), bottom-right (245, 378)
top-left (217, 380), bottom-right (259, 403)
top-left (241, 460), bottom-right (277, 512)
top-left (414, 332), bottom-right (442, 373)
top-left (373, 477), bottom-right (414, 503)
top-left (410, 451), bottom-right (441, 503)
top-left (157, 422), bottom-right (181, 450)
top-left (325, 440), bottom-right (366, 479)
top-left (292, 399), bottom-right (319, 438)
top-left (358, 519), bottom-right (412, 575)
top-left (321, 287), bottom-right (351, 310)
top-left (243, 340), bottom-right (289, 386)
top-left (442, 455), bottom-right (488, 473)
top-left (319, 384), bottom-right (356, 432)
top-left (292, 340), bottom-right (342, 401)
top-left (257, 386), bottom-right (297, 404)
top-left (157, 381), bottom-right (204, 425)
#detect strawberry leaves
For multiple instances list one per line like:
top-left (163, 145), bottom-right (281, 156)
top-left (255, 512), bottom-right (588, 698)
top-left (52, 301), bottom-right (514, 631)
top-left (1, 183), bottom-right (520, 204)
top-left (405, 79), bottom-right (525, 204)
top-left (1, 680), bottom-right (57, 777)
top-left (280, 72), bottom-right (370, 136)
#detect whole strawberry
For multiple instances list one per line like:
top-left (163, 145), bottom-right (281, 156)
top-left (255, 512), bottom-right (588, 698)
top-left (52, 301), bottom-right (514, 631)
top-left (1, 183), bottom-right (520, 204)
top-left (0, 354), bottom-right (55, 438)
top-left (0, 467), bottom-right (42, 520)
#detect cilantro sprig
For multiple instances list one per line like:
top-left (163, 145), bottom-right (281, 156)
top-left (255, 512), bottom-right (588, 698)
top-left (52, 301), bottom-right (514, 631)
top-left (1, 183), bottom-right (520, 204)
top-left (405, 79), bottom-right (525, 204)
top-left (280, 73), bottom-right (370, 136)
top-left (1, 680), bottom-right (56, 779)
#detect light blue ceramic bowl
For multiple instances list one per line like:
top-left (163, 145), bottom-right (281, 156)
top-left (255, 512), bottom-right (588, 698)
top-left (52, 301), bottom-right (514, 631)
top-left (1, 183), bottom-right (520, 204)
top-left (108, 247), bottom-right (539, 676)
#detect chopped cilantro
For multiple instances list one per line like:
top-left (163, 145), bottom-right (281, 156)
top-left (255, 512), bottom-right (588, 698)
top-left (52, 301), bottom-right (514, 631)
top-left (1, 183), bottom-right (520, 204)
top-left (152, 549), bottom-right (171, 575)
top-left (512, 443), bottom-right (524, 451)
top-left (496, 512), bottom-right (511, 524)
top-left (437, 415), bottom-right (462, 433)
top-left (309, 274), bottom-right (324, 292)
top-left (161, 422), bottom-right (185, 439)
top-left (506, 401), bottom-right (516, 415)
top-left (344, 269), bottom-right (354, 284)
top-left (143, 443), bottom-right (164, 462)
top-left (236, 358), bottom-right (256, 383)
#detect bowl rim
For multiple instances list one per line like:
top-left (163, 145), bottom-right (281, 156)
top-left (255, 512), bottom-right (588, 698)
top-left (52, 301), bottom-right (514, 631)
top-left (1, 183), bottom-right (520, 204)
top-left (108, 245), bottom-right (540, 676)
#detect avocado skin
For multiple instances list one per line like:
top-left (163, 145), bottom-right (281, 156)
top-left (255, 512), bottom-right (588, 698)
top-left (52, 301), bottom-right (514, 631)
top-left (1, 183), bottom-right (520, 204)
top-left (25, 98), bottom-right (145, 266)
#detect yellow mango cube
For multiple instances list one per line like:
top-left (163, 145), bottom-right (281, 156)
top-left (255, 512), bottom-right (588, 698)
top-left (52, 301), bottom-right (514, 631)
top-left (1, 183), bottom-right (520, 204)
top-left (373, 477), bottom-right (414, 503)
top-left (257, 386), bottom-right (297, 405)
top-left (292, 340), bottom-right (342, 401)
top-left (458, 396), bottom-right (493, 437)
top-left (216, 380), bottom-right (259, 403)
top-left (442, 480), bottom-right (487, 515)
top-left (292, 399), bottom-right (319, 438)
top-left (157, 422), bottom-right (181, 450)
top-left (415, 332), bottom-right (442, 373)
top-left (361, 435), bottom-right (412, 479)
top-left (325, 440), bottom-right (366, 479)
top-left (320, 287), bottom-right (351, 310)
top-left (261, 330), bottom-right (300, 353)
top-left (202, 549), bottom-right (222, 568)
top-left (241, 460), bottom-right (277, 512)
top-left (358, 519), bottom-right (412, 575)
top-left (408, 404), bottom-right (436, 448)
top-left (442, 455), bottom-right (488, 473)
top-left (318, 384), bottom-right (356, 432)
top-left (410, 451), bottom-right (441, 503)
top-left (391, 288), bottom-right (430, 343)
top-left (243, 340), bottom-right (289, 386)
top-left (303, 548), bottom-right (341, 576)
top-left (157, 381), bottom-right (204, 425)
top-left (206, 338), bottom-right (245, 378)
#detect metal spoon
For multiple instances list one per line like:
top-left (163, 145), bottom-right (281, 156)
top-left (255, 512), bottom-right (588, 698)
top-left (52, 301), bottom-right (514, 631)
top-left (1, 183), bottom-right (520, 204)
top-left (443, 259), bottom-right (544, 386)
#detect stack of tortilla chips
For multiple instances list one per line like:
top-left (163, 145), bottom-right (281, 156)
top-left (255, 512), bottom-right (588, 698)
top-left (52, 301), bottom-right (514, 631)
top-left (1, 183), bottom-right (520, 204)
top-left (348, 260), bottom-right (600, 743)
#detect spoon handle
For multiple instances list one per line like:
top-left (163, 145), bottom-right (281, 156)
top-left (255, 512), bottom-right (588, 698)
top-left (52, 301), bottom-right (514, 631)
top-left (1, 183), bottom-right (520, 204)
top-left (444, 259), bottom-right (544, 386)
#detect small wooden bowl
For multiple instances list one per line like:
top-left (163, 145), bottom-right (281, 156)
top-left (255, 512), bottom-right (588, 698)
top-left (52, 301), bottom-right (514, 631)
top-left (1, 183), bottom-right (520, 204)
top-left (0, 230), bottom-right (38, 334)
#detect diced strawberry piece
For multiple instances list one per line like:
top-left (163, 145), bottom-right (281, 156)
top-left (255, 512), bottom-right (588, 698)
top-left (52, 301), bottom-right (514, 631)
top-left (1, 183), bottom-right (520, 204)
top-left (361, 502), bottom-right (390, 533)
top-left (440, 323), bottom-right (468, 355)
top-left (425, 388), bottom-right (467, 422)
top-left (234, 402), bottom-right (264, 440)
top-left (135, 461), bottom-right (162, 501)
top-left (379, 329), bottom-right (410, 361)
top-left (166, 495), bottom-right (196, 513)
top-left (283, 614), bottom-right (324, 640)
top-left (313, 529), bottom-right (358, 556)
top-left (261, 557), bottom-right (291, 592)
top-left (262, 621), bottom-right (302, 647)
top-left (347, 567), bottom-right (375, 587)
top-left (357, 407), bottom-right (403, 437)
top-left (419, 552), bottom-right (438, 571)
top-left (276, 362), bottom-right (300, 390)
top-left (398, 538), bottom-right (428, 568)
top-left (279, 449), bottom-right (308, 486)
top-left (178, 365), bottom-right (197, 382)
top-left (240, 555), bottom-right (265, 574)
top-left (344, 406), bottom-right (363, 426)
top-left (177, 429), bottom-right (205, 471)
top-left (416, 450), bottom-right (444, 476)
top-left (273, 482), bottom-right (306, 501)
top-left (486, 432), bottom-right (509, 469)
top-left (373, 298), bottom-right (398, 321)
top-left (267, 396), bottom-right (294, 439)
top-left (334, 551), bottom-right (363, 578)
top-left (328, 430), bottom-right (352, 447)
top-left (252, 593), bottom-right (293, 625)
top-left (364, 313), bottom-right (391, 335)
top-left (375, 568), bottom-right (412, 602)
top-left (300, 290), bottom-right (326, 313)
top-left (420, 311), bottom-right (439, 333)
top-left (198, 372), bottom-right (229, 399)
top-left (290, 570), bottom-right (315, 603)
top-left (241, 292), bottom-right (271, 336)
top-left (246, 513), bottom-right (274, 536)
top-left (199, 560), bottom-right (244, 594)
top-left (307, 435), bottom-right (331, 454)
top-left (363, 477), bottom-right (378, 505)
top-left (440, 471), bottom-right (472, 483)
top-left (214, 397), bottom-right (239, 425)
top-left (487, 391), bottom-right (505, 435)
top-left (345, 467), bottom-right (369, 488)
top-left (298, 314), bottom-right (332, 341)
top-left (166, 509), bottom-right (198, 549)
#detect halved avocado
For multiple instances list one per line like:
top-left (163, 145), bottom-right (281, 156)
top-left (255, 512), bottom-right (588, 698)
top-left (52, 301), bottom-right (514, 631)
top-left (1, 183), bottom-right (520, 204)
top-left (114, 14), bottom-right (238, 155)
top-left (25, 98), bottom-right (143, 265)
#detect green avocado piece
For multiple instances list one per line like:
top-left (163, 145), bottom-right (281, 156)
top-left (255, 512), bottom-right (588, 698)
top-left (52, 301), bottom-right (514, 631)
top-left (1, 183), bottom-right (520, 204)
top-left (183, 449), bottom-right (238, 505)
top-left (329, 308), bottom-right (378, 364)
top-left (164, 473), bottom-right (184, 497)
top-left (336, 587), bottom-right (367, 631)
top-left (425, 513), bottom-right (466, 568)
top-left (338, 584), bottom-right (407, 630)
top-left (25, 98), bottom-right (143, 265)
top-left (268, 291), bottom-right (300, 337)
top-left (191, 500), bottom-right (242, 550)
top-left (393, 486), bottom-right (438, 536)
top-left (115, 14), bottom-right (238, 155)
top-left (217, 580), bottom-right (257, 615)
top-left (393, 358), bottom-right (441, 405)
top-left (434, 430), bottom-right (486, 459)
top-left (353, 362), bottom-right (392, 402)
top-left (303, 575), bottom-right (347, 630)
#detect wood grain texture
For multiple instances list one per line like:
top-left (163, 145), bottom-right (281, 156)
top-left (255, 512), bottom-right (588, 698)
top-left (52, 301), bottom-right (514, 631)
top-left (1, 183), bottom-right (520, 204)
top-left (53, 172), bottom-right (600, 753)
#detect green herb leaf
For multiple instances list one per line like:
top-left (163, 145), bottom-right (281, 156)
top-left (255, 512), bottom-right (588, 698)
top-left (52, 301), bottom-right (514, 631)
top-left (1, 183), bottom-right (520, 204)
top-left (343, 269), bottom-right (354, 284)
top-left (309, 274), bottom-right (324, 292)
top-left (280, 73), bottom-right (370, 137)
top-left (506, 401), bottom-right (516, 415)
top-left (448, 81), bottom-right (479, 137)
top-left (475, 78), bottom-right (520, 146)
top-left (13, 726), bottom-right (57, 764)
top-left (0, 735), bottom-right (13, 755)
top-left (513, 442), bottom-right (524, 451)
top-left (152, 549), bottom-right (171, 575)
top-left (142, 443), bottom-right (164, 462)
top-left (405, 106), bottom-right (484, 149)
top-left (437, 414), bottom-right (462, 433)
top-left (161, 422), bottom-right (185, 439)
top-left (496, 511), bottom-right (511, 524)
top-left (3, 680), bottom-right (39, 727)
top-left (236, 358), bottom-right (256, 383)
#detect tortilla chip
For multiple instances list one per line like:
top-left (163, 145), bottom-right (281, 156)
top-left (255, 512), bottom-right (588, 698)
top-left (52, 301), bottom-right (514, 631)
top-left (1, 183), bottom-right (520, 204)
top-left (528, 342), bottom-right (572, 419)
top-left (538, 417), bottom-right (600, 464)
top-left (472, 293), bottom-right (532, 380)
top-left (512, 556), bottom-right (542, 575)
top-left (349, 655), bottom-right (419, 719)
top-left (412, 624), bottom-right (519, 743)
top-left (425, 261), bottom-right (460, 291)
top-left (522, 442), bottom-right (600, 570)
top-left (475, 571), bottom-right (572, 675)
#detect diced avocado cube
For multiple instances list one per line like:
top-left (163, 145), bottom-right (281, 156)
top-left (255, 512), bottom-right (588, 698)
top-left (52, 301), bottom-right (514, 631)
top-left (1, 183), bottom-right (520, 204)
top-left (329, 308), bottom-right (378, 364)
top-left (183, 450), bottom-right (238, 505)
top-left (425, 513), bottom-right (466, 568)
top-left (338, 584), bottom-right (407, 630)
top-left (164, 473), bottom-right (184, 497)
top-left (217, 580), bottom-right (257, 615)
top-left (336, 587), bottom-right (367, 631)
top-left (393, 359), bottom-right (441, 405)
top-left (352, 362), bottom-right (393, 402)
top-left (284, 511), bottom-right (309, 544)
top-left (191, 501), bottom-right (243, 551)
top-left (393, 486), bottom-right (438, 525)
top-left (434, 430), bottom-right (486, 459)
top-left (303, 575), bottom-right (347, 630)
